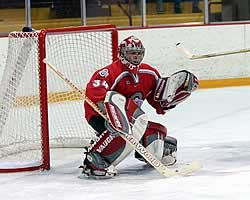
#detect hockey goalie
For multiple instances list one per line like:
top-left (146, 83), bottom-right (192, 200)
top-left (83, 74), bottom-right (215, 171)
top-left (81, 35), bottom-right (198, 178)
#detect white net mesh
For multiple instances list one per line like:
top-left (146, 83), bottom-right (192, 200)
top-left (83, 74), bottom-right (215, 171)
top-left (0, 27), bottom-right (116, 170)
top-left (0, 32), bottom-right (42, 168)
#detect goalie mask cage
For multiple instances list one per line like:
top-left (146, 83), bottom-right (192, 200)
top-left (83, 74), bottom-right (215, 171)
top-left (0, 24), bottom-right (118, 172)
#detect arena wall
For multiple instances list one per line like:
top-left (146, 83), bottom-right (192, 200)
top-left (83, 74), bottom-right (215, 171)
top-left (1, 24), bottom-right (250, 88)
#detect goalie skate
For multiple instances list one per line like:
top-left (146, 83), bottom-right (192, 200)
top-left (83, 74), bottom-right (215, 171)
top-left (79, 148), bottom-right (117, 179)
top-left (161, 136), bottom-right (177, 166)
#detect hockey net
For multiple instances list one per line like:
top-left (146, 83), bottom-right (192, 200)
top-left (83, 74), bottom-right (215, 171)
top-left (0, 25), bottom-right (118, 172)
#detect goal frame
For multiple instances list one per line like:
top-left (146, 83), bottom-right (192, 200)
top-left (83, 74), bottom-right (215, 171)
top-left (0, 24), bottom-right (118, 173)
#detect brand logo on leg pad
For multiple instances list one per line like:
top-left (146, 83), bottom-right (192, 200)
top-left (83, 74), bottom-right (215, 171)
top-left (109, 104), bottom-right (122, 129)
top-left (96, 134), bottom-right (115, 153)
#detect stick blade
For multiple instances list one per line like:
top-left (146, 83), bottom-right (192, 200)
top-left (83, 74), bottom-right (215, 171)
top-left (176, 161), bottom-right (202, 176)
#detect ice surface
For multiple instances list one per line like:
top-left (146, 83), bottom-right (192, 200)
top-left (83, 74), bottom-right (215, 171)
top-left (1, 86), bottom-right (250, 200)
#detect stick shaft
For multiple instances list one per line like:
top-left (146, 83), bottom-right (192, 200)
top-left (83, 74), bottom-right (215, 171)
top-left (191, 48), bottom-right (250, 59)
top-left (176, 43), bottom-right (250, 60)
top-left (46, 60), bottom-right (107, 120)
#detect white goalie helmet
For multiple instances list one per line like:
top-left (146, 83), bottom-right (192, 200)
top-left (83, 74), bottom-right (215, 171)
top-left (119, 36), bottom-right (145, 75)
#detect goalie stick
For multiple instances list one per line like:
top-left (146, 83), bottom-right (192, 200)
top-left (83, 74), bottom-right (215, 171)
top-left (43, 59), bottom-right (202, 178)
top-left (176, 42), bottom-right (250, 60)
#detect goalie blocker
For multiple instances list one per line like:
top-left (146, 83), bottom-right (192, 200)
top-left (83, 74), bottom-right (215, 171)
top-left (80, 91), bottom-right (177, 178)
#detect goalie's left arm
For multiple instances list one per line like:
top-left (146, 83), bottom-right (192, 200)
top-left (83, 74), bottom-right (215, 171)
top-left (152, 70), bottom-right (198, 113)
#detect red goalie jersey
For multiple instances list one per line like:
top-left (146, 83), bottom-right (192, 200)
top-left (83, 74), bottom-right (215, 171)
top-left (84, 59), bottom-right (164, 122)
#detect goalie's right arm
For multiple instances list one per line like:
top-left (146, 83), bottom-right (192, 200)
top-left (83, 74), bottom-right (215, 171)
top-left (84, 67), bottom-right (111, 124)
top-left (154, 70), bottom-right (198, 111)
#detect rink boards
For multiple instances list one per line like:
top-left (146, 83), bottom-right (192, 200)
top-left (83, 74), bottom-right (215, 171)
top-left (1, 23), bottom-right (250, 88)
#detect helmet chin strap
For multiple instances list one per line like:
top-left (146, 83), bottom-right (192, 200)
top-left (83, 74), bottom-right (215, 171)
top-left (119, 57), bottom-right (139, 75)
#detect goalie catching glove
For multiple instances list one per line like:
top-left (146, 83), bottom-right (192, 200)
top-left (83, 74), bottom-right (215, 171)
top-left (154, 70), bottom-right (198, 111)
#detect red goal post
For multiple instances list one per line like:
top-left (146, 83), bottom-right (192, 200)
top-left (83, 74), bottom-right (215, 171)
top-left (0, 24), bottom-right (118, 172)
